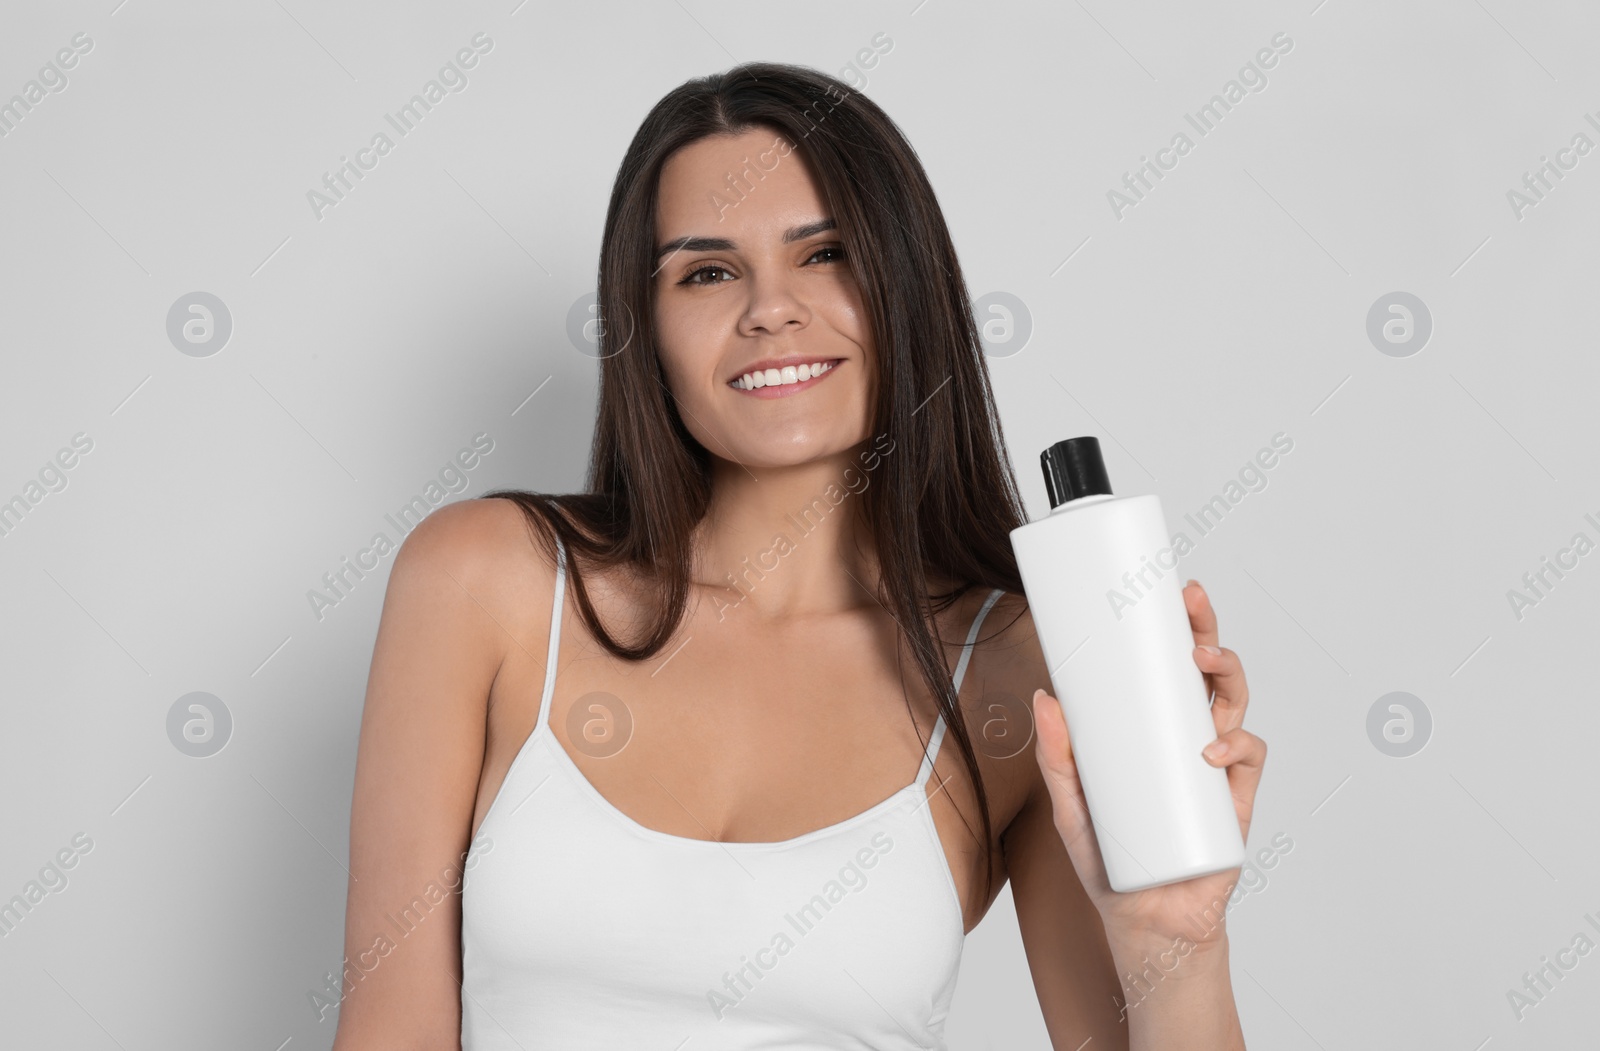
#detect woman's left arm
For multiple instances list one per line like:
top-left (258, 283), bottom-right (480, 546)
top-left (1013, 579), bottom-right (1265, 1050)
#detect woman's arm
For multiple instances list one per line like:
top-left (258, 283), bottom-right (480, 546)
top-left (331, 501), bottom-right (511, 1050)
top-left (1007, 776), bottom-right (1246, 1049)
top-left (1003, 583), bottom-right (1259, 1049)
top-left (979, 596), bottom-right (1130, 1045)
top-left (1004, 771), bottom-right (1136, 1048)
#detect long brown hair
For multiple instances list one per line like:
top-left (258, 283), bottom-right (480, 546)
top-left (485, 60), bottom-right (1031, 909)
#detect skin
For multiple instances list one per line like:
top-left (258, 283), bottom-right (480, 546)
top-left (331, 126), bottom-right (1264, 1050)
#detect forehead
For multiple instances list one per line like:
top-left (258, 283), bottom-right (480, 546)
top-left (655, 128), bottom-right (827, 236)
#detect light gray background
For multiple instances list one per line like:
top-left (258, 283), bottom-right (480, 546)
top-left (3, 0), bottom-right (1597, 1047)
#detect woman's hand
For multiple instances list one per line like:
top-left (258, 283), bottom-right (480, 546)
top-left (1029, 578), bottom-right (1267, 958)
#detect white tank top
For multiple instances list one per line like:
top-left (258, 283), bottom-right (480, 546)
top-left (460, 536), bottom-right (1006, 1049)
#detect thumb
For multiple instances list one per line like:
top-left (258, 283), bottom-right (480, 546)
top-left (1032, 687), bottom-right (1091, 839)
top-left (1032, 687), bottom-right (1074, 772)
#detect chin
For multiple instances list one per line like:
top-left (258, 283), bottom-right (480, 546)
top-left (720, 436), bottom-right (852, 471)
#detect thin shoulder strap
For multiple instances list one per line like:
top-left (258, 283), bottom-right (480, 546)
top-left (915, 587), bottom-right (1006, 788)
top-left (532, 534), bottom-right (568, 735)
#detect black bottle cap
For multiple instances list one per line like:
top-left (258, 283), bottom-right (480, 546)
top-left (1040, 436), bottom-right (1112, 509)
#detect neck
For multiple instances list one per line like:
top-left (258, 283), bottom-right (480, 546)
top-left (692, 447), bottom-right (893, 619)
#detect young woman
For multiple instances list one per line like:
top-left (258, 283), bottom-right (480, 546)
top-left (333, 61), bottom-right (1265, 1050)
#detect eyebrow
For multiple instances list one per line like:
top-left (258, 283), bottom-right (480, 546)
top-left (653, 217), bottom-right (838, 266)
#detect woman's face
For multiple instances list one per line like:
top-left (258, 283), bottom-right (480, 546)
top-left (651, 127), bottom-right (875, 470)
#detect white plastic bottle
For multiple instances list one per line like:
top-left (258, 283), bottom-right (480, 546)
top-left (1009, 436), bottom-right (1244, 892)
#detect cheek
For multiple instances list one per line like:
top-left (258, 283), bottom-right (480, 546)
top-left (826, 288), bottom-right (871, 361)
top-left (654, 300), bottom-right (721, 394)
top-left (813, 274), bottom-right (862, 333)
top-left (653, 297), bottom-right (694, 367)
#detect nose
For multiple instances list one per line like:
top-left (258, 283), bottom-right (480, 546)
top-left (737, 266), bottom-right (810, 336)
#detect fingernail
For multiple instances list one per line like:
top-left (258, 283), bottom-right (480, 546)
top-left (1203, 740), bottom-right (1228, 761)
top-left (1199, 644), bottom-right (1221, 655)
top-left (1186, 579), bottom-right (1199, 590)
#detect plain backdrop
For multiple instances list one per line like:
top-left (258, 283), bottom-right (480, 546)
top-left (2, 0), bottom-right (1598, 1047)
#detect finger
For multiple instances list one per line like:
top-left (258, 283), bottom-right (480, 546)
top-left (1193, 644), bottom-right (1250, 735)
top-left (1200, 728), bottom-right (1267, 840)
top-left (1184, 579), bottom-right (1219, 652)
top-left (1184, 580), bottom-right (1222, 702)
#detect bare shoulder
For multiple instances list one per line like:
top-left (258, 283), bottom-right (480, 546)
top-left (397, 495), bottom-right (549, 582)
top-left (400, 496), bottom-right (568, 613)
top-left (955, 588), bottom-right (1050, 827)
top-left (967, 587), bottom-right (1047, 686)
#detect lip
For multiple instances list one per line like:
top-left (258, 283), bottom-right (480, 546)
top-left (727, 357), bottom-right (845, 399)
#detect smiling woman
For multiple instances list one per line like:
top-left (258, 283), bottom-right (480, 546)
top-left (333, 58), bottom-right (1256, 1051)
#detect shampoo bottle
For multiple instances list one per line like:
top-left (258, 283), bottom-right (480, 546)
top-left (1009, 436), bottom-right (1244, 892)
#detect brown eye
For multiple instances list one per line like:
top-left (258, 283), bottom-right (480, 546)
top-left (809, 246), bottom-right (845, 264)
top-left (680, 264), bottom-right (731, 286)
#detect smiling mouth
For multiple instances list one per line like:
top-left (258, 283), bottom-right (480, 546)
top-left (728, 359), bottom-right (844, 393)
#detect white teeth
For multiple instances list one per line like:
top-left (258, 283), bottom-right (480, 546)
top-left (733, 361), bottom-right (835, 390)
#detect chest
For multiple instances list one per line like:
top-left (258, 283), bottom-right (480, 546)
top-left (477, 588), bottom-right (1026, 935)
